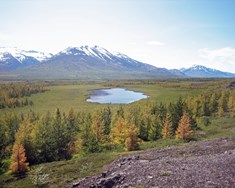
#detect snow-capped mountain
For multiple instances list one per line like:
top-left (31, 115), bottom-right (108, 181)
top-left (1, 45), bottom-right (235, 79)
top-left (0, 47), bottom-right (52, 71)
top-left (0, 52), bottom-right (23, 71)
top-left (54, 45), bottom-right (155, 70)
top-left (17, 45), bottom-right (176, 79)
top-left (0, 47), bottom-right (52, 62)
top-left (180, 65), bottom-right (235, 78)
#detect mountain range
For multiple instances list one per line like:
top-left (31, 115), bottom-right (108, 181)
top-left (0, 46), bottom-right (234, 79)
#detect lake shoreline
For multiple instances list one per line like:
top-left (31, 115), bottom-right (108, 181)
top-left (86, 88), bottom-right (148, 104)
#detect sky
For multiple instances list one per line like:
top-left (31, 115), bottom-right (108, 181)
top-left (1, 0), bottom-right (235, 72)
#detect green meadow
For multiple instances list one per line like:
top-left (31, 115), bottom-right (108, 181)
top-left (0, 80), bottom-right (214, 116)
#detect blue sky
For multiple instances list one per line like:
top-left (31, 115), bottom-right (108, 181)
top-left (1, 0), bottom-right (235, 72)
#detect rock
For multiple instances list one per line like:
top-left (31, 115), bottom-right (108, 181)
top-left (72, 182), bottom-right (80, 187)
top-left (95, 173), bottom-right (125, 188)
top-left (101, 172), bottom-right (107, 178)
top-left (134, 155), bottom-right (140, 160)
top-left (89, 184), bottom-right (96, 188)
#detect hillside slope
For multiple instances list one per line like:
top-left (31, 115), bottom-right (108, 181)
top-left (73, 137), bottom-right (235, 188)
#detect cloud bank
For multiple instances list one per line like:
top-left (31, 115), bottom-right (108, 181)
top-left (198, 47), bottom-right (235, 73)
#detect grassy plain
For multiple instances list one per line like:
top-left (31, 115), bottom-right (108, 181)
top-left (0, 80), bottom-right (214, 116)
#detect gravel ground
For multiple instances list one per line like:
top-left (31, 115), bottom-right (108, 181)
top-left (72, 137), bottom-right (235, 188)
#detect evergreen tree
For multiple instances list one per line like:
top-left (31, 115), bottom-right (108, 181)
top-left (0, 119), bottom-right (8, 172)
top-left (193, 99), bottom-right (202, 118)
top-left (168, 99), bottom-right (185, 134)
top-left (139, 113), bottom-right (152, 141)
top-left (156, 102), bottom-right (167, 124)
top-left (102, 107), bottom-right (112, 135)
top-left (116, 105), bottom-right (124, 119)
top-left (35, 112), bottom-right (55, 162)
top-left (80, 113), bottom-right (92, 150)
top-left (218, 91), bottom-right (228, 113)
top-left (52, 108), bottom-right (71, 160)
top-left (5, 112), bottom-right (19, 146)
top-left (148, 118), bottom-right (161, 141)
top-left (67, 108), bottom-right (77, 133)
top-left (209, 93), bottom-right (218, 114)
top-left (228, 90), bottom-right (235, 113)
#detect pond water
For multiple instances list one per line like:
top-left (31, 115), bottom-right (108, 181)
top-left (86, 88), bottom-right (148, 104)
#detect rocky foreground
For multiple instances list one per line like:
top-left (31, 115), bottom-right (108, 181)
top-left (72, 138), bottom-right (235, 188)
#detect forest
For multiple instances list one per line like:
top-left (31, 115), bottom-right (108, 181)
top-left (0, 80), bottom-right (234, 178)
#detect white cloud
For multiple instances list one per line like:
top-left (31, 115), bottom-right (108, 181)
top-left (199, 47), bottom-right (235, 61)
top-left (147, 40), bottom-right (165, 46)
top-left (198, 47), bottom-right (235, 73)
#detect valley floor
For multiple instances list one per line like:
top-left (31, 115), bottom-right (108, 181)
top-left (72, 137), bottom-right (235, 188)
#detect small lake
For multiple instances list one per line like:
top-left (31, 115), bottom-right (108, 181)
top-left (87, 88), bottom-right (148, 104)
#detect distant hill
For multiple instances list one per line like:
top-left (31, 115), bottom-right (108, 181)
top-left (180, 65), bottom-right (235, 78)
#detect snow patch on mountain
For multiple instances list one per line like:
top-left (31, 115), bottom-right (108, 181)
top-left (0, 47), bottom-right (52, 62)
top-left (59, 45), bottom-right (118, 61)
top-left (180, 64), bottom-right (235, 78)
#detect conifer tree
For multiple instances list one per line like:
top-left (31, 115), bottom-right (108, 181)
top-left (218, 91), bottom-right (228, 113)
top-left (111, 117), bottom-right (126, 146)
top-left (176, 112), bottom-right (193, 140)
top-left (218, 107), bottom-right (225, 117)
top-left (15, 119), bottom-right (36, 164)
top-left (102, 107), bottom-right (112, 135)
top-left (228, 91), bottom-right (235, 113)
top-left (162, 115), bottom-right (172, 139)
top-left (125, 122), bottom-right (139, 151)
top-left (147, 118), bottom-right (160, 141)
top-left (91, 110), bottom-right (105, 143)
top-left (209, 93), bottom-right (218, 114)
top-left (0, 120), bottom-right (8, 167)
top-left (35, 112), bottom-right (55, 162)
top-left (139, 113), bottom-right (151, 141)
top-left (67, 108), bottom-right (76, 132)
top-left (80, 113), bottom-right (92, 149)
top-left (111, 117), bottom-right (139, 151)
top-left (9, 144), bottom-right (29, 175)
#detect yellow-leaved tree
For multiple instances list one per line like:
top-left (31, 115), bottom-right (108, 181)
top-left (124, 122), bottom-right (139, 151)
top-left (91, 110), bottom-right (105, 143)
top-left (161, 114), bottom-right (172, 139)
top-left (111, 117), bottom-right (139, 151)
top-left (176, 112), bottom-right (193, 140)
top-left (9, 144), bottom-right (29, 175)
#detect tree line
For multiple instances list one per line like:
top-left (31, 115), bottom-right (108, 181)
top-left (0, 88), bottom-right (234, 175)
top-left (0, 83), bottom-right (48, 109)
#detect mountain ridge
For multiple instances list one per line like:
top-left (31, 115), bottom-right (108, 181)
top-left (181, 64), bottom-right (235, 78)
top-left (0, 46), bottom-right (234, 79)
